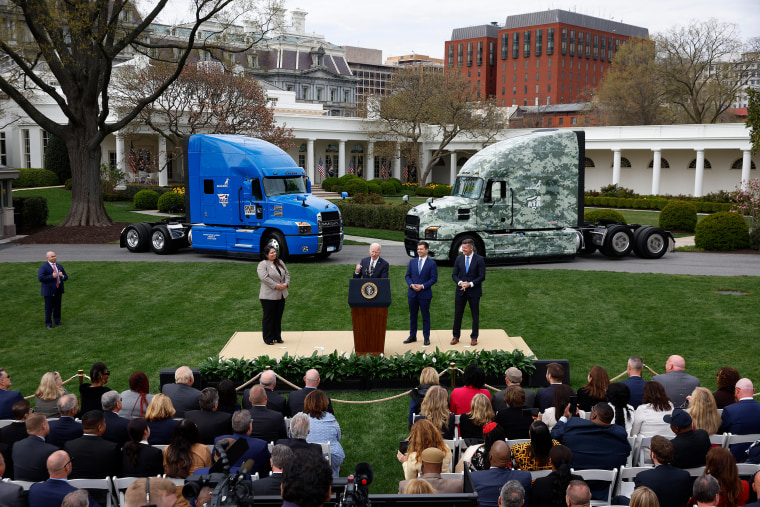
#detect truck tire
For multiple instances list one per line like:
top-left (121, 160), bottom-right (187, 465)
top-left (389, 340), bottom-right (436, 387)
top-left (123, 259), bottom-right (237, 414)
top-left (124, 224), bottom-right (150, 252)
top-left (449, 234), bottom-right (484, 263)
top-left (150, 225), bottom-right (175, 254)
top-left (634, 226), bottom-right (668, 259)
top-left (600, 225), bottom-right (633, 258)
top-left (263, 231), bottom-right (289, 260)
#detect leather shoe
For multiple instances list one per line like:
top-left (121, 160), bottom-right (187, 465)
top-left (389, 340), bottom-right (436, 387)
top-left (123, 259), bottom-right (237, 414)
top-left (471, 338), bottom-right (478, 346)
top-left (403, 337), bottom-right (417, 344)
top-left (264, 340), bottom-right (274, 345)
top-left (46, 325), bottom-right (53, 329)
top-left (450, 337), bottom-right (459, 345)
top-left (424, 338), bottom-right (430, 346)
top-left (275, 338), bottom-right (283, 343)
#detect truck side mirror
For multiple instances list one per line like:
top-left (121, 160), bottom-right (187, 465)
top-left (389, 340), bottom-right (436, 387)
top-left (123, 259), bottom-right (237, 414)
top-left (242, 180), bottom-right (253, 201)
top-left (426, 197), bottom-right (436, 210)
top-left (297, 195), bottom-right (308, 207)
top-left (341, 192), bottom-right (348, 200)
top-left (305, 177), bottom-right (312, 193)
top-left (402, 195), bottom-right (409, 205)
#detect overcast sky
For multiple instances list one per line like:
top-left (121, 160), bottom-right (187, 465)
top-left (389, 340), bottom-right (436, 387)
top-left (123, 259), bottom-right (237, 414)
top-left (158, 0), bottom-right (759, 61)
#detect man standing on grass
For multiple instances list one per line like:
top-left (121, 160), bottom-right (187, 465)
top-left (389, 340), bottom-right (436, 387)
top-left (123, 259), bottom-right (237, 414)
top-left (404, 241), bottom-right (438, 346)
top-left (450, 238), bottom-right (486, 347)
top-left (38, 250), bottom-right (68, 329)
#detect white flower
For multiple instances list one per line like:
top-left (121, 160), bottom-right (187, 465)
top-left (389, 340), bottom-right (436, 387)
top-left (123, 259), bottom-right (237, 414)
top-left (432, 357), bottom-right (437, 363)
top-left (380, 353), bottom-right (384, 358)
top-left (345, 352), bottom-right (351, 359)
top-left (422, 353), bottom-right (427, 360)
top-left (276, 358), bottom-right (281, 364)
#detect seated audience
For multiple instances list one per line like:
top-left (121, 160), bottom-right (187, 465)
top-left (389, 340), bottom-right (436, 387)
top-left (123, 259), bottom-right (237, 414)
top-left (576, 366), bottom-right (610, 412)
top-left (622, 356), bottom-right (647, 409)
top-left (258, 370), bottom-right (289, 416)
top-left (402, 478), bottom-right (437, 494)
top-left (251, 444), bottom-right (293, 496)
top-left (530, 445), bottom-right (583, 507)
top-left (398, 418), bottom-right (452, 479)
top-left (511, 420), bottom-right (559, 471)
top-left (398, 447), bottom-right (463, 494)
top-left (630, 486), bottom-right (661, 507)
top-left (101, 390), bottom-right (130, 446)
top-left (459, 393), bottom-right (495, 443)
top-left (33, 371), bottom-right (68, 418)
top-left (744, 469), bottom-right (760, 507)
top-left (212, 410), bottom-right (271, 478)
top-left (0, 368), bottom-right (23, 420)
top-left (12, 412), bottom-right (57, 481)
top-left (119, 371), bottom-right (153, 419)
top-left (686, 386), bottom-right (722, 436)
top-left (163, 419), bottom-right (212, 507)
top-left (287, 369), bottom-right (333, 415)
top-left (720, 378), bottom-right (760, 462)
top-left (493, 367), bottom-right (536, 411)
top-left (566, 480), bottom-right (592, 507)
top-left (275, 412), bottom-right (323, 454)
top-left (64, 410), bottom-right (121, 479)
top-left (0, 452), bottom-right (26, 506)
top-left (500, 480), bottom-right (526, 507)
top-left (78, 362), bottom-right (112, 416)
top-left (652, 355), bottom-right (701, 409)
top-left (281, 448), bottom-right (333, 507)
top-left (692, 474), bottom-right (722, 507)
top-left (470, 441), bottom-right (531, 507)
top-left (304, 389), bottom-right (344, 477)
top-left (418, 385), bottom-right (455, 439)
top-left (495, 386), bottom-right (534, 439)
top-left (47, 394), bottom-right (83, 448)
top-left (456, 422), bottom-right (506, 472)
top-left (701, 447), bottom-right (750, 507)
top-left (28, 450), bottom-right (99, 507)
top-left (215, 379), bottom-right (240, 415)
top-left (0, 399), bottom-right (31, 479)
top-left (633, 436), bottom-right (692, 507)
top-left (450, 364), bottom-right (491, 415)
top-left (161, 366), bottom-right (201, 417)
top-left (713, 367), bottom-right (740, 409)
top-left (247, 385), bottom-right (287, 443)
top-left (631, 381), bottom-right (675, 438)
top-left (409, 366), bottom-right (440, 428)
top-left (539, 384), bottom-right (585, 431)
top-left (536, 362), bottom-right (571, 412)
top-left (607, 382), bottom-right (635, 435)
top-left (144, 393), bottom-right (179, 445)
top-left (124, 477), bottom-right (177, 507)
top-left (121, 418), bottom-right (164, 477)
top-left (184, 387), bottom-right (232, 444)
top-left (667, 409), bottom-right (712, 469)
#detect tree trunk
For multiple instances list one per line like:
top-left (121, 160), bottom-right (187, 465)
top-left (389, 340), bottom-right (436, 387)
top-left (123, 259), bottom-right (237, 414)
top-left (59, 133), bottom-right (113, 227)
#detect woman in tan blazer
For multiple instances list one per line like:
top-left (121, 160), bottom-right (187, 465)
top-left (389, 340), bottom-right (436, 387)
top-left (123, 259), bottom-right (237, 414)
top-left (257, 245), bottom-right (290, 345)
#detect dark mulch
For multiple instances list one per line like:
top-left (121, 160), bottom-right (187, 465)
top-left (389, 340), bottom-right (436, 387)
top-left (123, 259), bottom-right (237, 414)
top-left (14, 223), bottom-right (129, 244)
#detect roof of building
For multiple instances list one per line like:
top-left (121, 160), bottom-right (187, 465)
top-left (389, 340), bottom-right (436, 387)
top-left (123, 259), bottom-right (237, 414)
top-left (450, 24), bottom-right (500, 41)
top-left (504, 9), bottom-right (648, 37)
top-left (517, 103), bottom-right (592, 114)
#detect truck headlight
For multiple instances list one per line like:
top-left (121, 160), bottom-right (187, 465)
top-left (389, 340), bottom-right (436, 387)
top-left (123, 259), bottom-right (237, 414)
top-left (425, 227), bottom-right (439, 240)
top-left (317, 213), bottom-right (323, 234)
top-left (296, 222), bottom-right (311, 234)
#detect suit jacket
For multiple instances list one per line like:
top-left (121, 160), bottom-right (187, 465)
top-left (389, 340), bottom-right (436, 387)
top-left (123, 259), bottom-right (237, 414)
top-left (29, 479), bottom-right (101, 507)
top-left (1, 421), bottom-right (29, 445)
top-left (265, 389), bottom-right (289, 416)
top-left (38, 262), bottom-right (67, 297)
top-left (185, 410), bottom-right (232, 444)
top-left (147, 418), bottom-right (178, 445)
top-left (257, 260), bottom-right (290, 300)
top-left (470, 467), bottom-right (532, 507)
top-left (213, 433), bottom-right (271, 477)
top-left (120, 443), bottom-right (164, 477)
top-left (720, 398), bottom-right (760, 461)
top-left (12, 435), bottom-right (58, 482)
top-left (405, 256), bottom-right (437, 300)
top-left (0, 480), bottom-right (27, 507)
top-left (670, 429), bottom-right (712, 469)
top-left (621, 376), bottom-right (647, 408)
top-left (248, 406), bottom-right (287, 443)
top-left (551, 417), bottom-right (631, 470)
top-left (102, 411), bottom-right (130, 446)
top-left (634, 463), bottom-right (692, 507)
top-left (251, 472), bottom-right (283, 496)
top-left (398, 472), bottom-right (463, 494)
top-left (161, 383), bottom-right (200, 417)
top-left (0, 390), bottom-right (24, 420)
top-left (287, 388), bottom-right (333, 416)
top-left (452, 252), bottom-right (486, 298)
top-left (64, 435), bottom-right (121, 479)
top-left (47, 417), bottom-right (83, 448)
top-left (530, 472), bottom-right (584, 507)
top-left (495, 407), bottom-right (534, 439)
top-left (536, 384), bottom-right (574, 412)
top-left (274, 438), bottom-right (322, 455)
top-left (353, 256), bottom-right (389, 279)
top-left (651, 371), bottom-right (701, 408)
top-left (492, 387), bottom-right (536, 411)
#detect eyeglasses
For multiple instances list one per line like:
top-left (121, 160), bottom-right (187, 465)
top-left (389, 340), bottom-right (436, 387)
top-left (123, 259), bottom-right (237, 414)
top-left (104, 371), bottom-right (111, 376)
top-left (58, 457), bottom-right (74, 470)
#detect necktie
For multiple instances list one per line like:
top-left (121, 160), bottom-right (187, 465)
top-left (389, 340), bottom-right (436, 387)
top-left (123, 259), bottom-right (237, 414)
top-left (53, 263), bottom-right (59, 288)
top-left (418, 258), bottom-right (422, 274)
top-left (368, 261), bottom-right (374, 277)
top-left (465, 255), bottom-right (470, 273)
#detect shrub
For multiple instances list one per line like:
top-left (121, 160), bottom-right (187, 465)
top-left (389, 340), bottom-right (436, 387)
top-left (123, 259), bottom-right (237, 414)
top-left (351, 193), bottom-right (385, 205)
top-left (134, 189), bottom-right (160, 210)
top-left (15, 168), bottom-right (60, 188)
top-left (20, 195), bottom-right (49, 227)
top-left (599, 184), bottom-right (638, 198)
top-left (43, 134), bottom-right (71, 184)
top-left (584, 209), bottom-right (626, 224)
top-left (694, 212), bottom-right (750, 251)
top-left (103, 193), bottom-right (128, 201)
top-left (659, 200), bottom-right (697, 231)
top-left (416, 186), bottom-right (434, 197)
top-left (338, 174), bottom-right (359, 185)
top-left (367, 181), bottom-right (382, 195)
top-left (388, 178), bottom-right (403, 193)
top-left (381, 181), bottom-right (396, 195)
top-left (157, 192), bottom-right (185, 213)
top-left (342, 178), bottom-right (368, 196)
top-left (433, 184), bottom-right (451, 197)
top-left (65, 178), bottom-right (73, 190)
top-left (335, 201), bottom-right (408, 230)
top-left (321, 177), bottom-right (338, 192)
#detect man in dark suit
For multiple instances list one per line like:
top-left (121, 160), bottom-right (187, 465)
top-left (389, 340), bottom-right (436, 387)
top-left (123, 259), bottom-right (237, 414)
top-left (0, 399), bottom-right (30, 479)
top-left (536, 362), bottom-right (571, 412)
top-left (213, 410), bottom-right (271, 478)
top-left (101, 391), bottom-right (130, 446)
top-left (651, 355), bottom-right (701, 408)
top-left (47, 394), bottom-right (83, 448)
top-left (64, 411), bottom-right (120, 480)
top-left (667, 409), bottom-right (712, 469)
top-left (720, 377), bottom-right (760, 462)
top-left (353, 243), bottom-right (389, 279)
top-left (275, 413), bottom-right (323, 455)
top-left (0, 368), bottom-right (24, 419)
top-left (450, 238), bottom-right (486, 346)
top-left (633, 436), bottom-right (692, 507)
top-left (38, 251), bottom-right (68, 328)
top-left (13, 413), bottom-right (58, 482)
top-left (185, 388), bottom-right (232, 444)
top-left (261, 370), bottom-right (289, 416)
top-left (247, 386), bottom-right (287, 443)
top-left (252, 444), bottom-right (293, 496)
top-left (744, 470), bottom-right (760, 507)
top-left (404, 240), bottom-right (438, 346)
top-left (161, 366), bottom-right (200, 417)
top-left (29, 450), bottom-right (101, 507)
top-left (0, 453), bottom-right (26, 507)
top-left (470, 441), bottom-right (531, 507)
top-left (492, 367), bottom-right (536, 411)
top-left (287, 369), bottom-right (333, 415)
top-left (621, 356), bottom-right (647, 408)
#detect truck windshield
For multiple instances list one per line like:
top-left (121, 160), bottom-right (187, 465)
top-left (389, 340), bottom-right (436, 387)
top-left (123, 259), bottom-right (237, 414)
top-left (263, 177), bottom-right (307, 197)
top-left (451, 177), bottom-right (483, 199)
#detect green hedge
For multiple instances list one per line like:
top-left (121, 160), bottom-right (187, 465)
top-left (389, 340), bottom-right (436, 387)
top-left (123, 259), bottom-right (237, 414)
top-left (336, 201), bottom-right (407, 230)
top-left (694, 212), bottom-right (750, 251)
top-left (14, 169), bottom-right (60, 188)
top-left (584, 193), bottom-right (732, 214)
top-left (134, 189), bottom-right (160, 210)
top-left (584, 209), bottom-right (627, 224)
top-left (14, 195), bottom-right (49, 228)
top-left (157, 192), bottom-right (185, 213)
top-left (321, 177), bottom-right (339, 192)
top-left (659, 200), bottom-right (698, 232)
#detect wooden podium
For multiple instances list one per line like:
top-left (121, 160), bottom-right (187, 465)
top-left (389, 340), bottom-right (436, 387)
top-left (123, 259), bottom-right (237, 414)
top-left (348, 278), bottom-right (391, 356)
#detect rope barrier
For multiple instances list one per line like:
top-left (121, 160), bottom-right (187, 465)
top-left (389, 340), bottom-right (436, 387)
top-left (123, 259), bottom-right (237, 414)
top-left (23, 370), bottom-right (91, 400)
top-left (610, 364), bottom-right (660, 382)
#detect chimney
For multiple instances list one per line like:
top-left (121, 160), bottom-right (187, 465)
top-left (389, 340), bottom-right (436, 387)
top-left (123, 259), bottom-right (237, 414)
top-left (291, 9), bottom-right (307, 34)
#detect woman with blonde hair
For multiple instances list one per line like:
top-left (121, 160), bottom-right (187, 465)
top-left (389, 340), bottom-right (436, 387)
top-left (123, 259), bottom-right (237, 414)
top-left (630, 486), bottom-right (660, 507)
top-left (459, 393), bottom-right (495, 442)
top-left (687, 387), bottom-right (722, 435)
top-left (419, 385), bottom-right (455, 439)
top-left (33, 371), bottom-right (68, 417)
top-left (409, 367), bottom-right (440, 427)
top-left (397, 419), bottom-right (452, 479)
top-left (403, 478), bottom-right (437, 494)
top-left (144, 393), bottom-right (178, 444)
top-left (577, 366), bottom-right (610, 411)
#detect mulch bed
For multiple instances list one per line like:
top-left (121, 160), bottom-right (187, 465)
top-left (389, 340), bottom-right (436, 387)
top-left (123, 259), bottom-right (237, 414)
top-left (14, 223), bottom-right (129, 244)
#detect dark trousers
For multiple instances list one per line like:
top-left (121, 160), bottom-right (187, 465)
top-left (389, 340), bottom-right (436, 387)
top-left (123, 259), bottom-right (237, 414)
top-left (44, 291), bottom-right (63, 326)
top-left (452, 294), bottom-right (480, 339)
top-left (408, 297), bottom-right (431, 339)
top-left (260, 297), bottom-right (285, 343)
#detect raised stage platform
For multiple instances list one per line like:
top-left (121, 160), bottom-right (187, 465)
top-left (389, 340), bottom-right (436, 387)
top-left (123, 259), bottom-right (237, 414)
top-left (219, 329), bottom-right (533, 360)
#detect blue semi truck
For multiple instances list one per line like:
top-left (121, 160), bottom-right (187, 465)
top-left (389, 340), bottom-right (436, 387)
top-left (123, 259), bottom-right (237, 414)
top-left (120, 134), bottom-right (343, 259)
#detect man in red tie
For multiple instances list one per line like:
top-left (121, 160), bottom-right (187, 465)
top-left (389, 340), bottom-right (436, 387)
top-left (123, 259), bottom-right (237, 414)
top-left (38, 251), bottom-right (68, 328)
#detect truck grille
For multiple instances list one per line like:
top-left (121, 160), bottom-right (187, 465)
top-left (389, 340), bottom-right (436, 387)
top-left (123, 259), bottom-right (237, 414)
top-left (320, 211), bottom-right (342, 235)
top-left (405, 215), bottom-right (420, 239)
top-left (458, 208), bottom-right (471, 220)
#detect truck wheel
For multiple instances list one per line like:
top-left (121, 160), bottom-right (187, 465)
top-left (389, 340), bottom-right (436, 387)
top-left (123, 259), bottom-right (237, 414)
top-left (264, 231), bottom-right (289, 261)
top-left (635, 227), bottom-right (668, 259)
top-left (449, 234), bottom-right (483, 263)
top-left (600, 225), bottom-right (633, 258)
top-left (150, 225), bottom-right (175, 254)
top-left (124, 224), bottom-right (150, 252)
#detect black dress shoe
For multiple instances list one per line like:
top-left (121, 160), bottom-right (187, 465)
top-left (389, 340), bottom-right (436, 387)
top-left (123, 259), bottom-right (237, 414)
top-left (403, 336), bottom-right (417, 344)
top-left (264, 340), bottom-right (274, 345)
top-left (275, 338), bottom-right (283, 343)
top-left (424, 338), bottom-right (430, 346)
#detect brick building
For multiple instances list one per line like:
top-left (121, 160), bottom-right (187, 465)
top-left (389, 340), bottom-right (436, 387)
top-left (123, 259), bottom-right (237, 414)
top-left (446, 10), bottom-right (648, 107)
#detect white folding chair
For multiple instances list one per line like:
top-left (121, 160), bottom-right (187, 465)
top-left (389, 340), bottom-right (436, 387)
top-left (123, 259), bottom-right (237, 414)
top-left (736, 463), bottom-right (760, 477)
top-left (68, 478), bottom-right (116, 507)
top-left (709, 433), bottom-right (727, 448)
top-left (571, 468), bottom-right (618, 506)
top-left (443, 439), bottom-right (457, 471)
top-left (626, 436), bottom-right (637, 467)
top-left (112, 476), bottom-right (143, 507)
top-left (318, 442), bottom-right (332, 467)
top-left (530, 469), bottom-right (553, 480)
top-left (614, 465), bottom-right (650, 498)
top-left (441, 472), bottom-right (464, 480)
top-left (7, 480), bottom-right (35, 491)
top-left (267, 441), bottom-right (274, 453)
top-left (636, 436), bottom-right (653, 467)
top-left (684, 466), bottom-right (706, 477)
top-left (0, 420), bottom-right (14, 428)
top-left (153, 444), bottom-right (168, 452)
top-left (724, 433), bottom-right (760, 455)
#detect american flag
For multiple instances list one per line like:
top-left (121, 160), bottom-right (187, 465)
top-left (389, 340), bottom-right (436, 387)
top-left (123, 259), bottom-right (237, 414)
top-left (381, 160), bottom-right (388, 181)
top-left (317, 157), bottom-right (325, 178)
top-left (128, 141), bottom-right (138, 174)
top-left (402, 164), bottom-right (408, 181)
top-left (348, 159), bottom-right (354, 175)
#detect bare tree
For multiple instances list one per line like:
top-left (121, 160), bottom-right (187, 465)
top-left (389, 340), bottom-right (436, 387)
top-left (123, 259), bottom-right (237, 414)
top-left (0, 0), bottom-right (279, 226)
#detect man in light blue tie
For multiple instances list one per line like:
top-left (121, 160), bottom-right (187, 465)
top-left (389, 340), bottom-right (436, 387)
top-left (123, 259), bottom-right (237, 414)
top-left (451, 238), bottom-right (486, 346)
top-left (404, 241), bottom-right (438, 346)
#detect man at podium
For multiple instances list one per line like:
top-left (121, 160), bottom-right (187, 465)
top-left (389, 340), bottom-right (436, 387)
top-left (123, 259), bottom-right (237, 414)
top-left (353, 243), bottom-right (389, 279)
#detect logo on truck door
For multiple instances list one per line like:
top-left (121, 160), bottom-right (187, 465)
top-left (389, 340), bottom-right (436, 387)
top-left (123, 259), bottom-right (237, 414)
top-left (218, 194), bottom-right (229, 207)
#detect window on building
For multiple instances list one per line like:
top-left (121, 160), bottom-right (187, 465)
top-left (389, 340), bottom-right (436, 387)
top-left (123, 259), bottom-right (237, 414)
top-left (524, 85), bottom-right (527, 94)
top-left (513, 86), bottom-right (517, 95)
top-left (467, 43), bottom-right (473, 66)
top-left (525, 60), bottom-right (529, 69)
top-left (477, 41), bottom-right (483, 66)
top-left (569, 30), bottom-right (575, 57)
top-left (536, 72), bottom-right (539, 81)
top-left (536, 59), bottom-right (540, 69)
top-left (501, 33), bottom-right (508, 59)
top-left (688, 158), bottom-right (712, 169)
top-left (548, 70), bottom-right (551, 80)
top-left (42, 130), bottom-right (49, 168)
top-left (523, 31), bottom-right (531, 58)
top-left (585, 32), bottom-right (592, 58)
top-left (0, 132), bottom-right (6, 165)
top-left (502, 86), bottom-right (505, 95)
top-left (331, 89), bottom-right (336, 102)
top-left (524, 73), bottom-right (528, 82)
top-left (457, 44), bottom-right (463, 66)
top-left (468, 69), bottom-right (471, 77)
top-left (523, 98), bottom-right (528, 106)
top-left (649, 158), bottom-right (671, 168)
top-left (547, 83), bottom-right (551, 93)
top-left (535, 84), bottom-right (539, 93)
top-left (316, 88), bottom-right (323, 101)
top-left (302, 86), bottom-right (308, 100)
top-left (547, 28), bottom-right (555, 56)
top-left (547, 117), bottom-right (553, 126)
top-left (559, 117), bottom-right (564, 125)
top-left (514, 61), bottom-right (518, 70)
top-left (607, 38), bottom-right (613, 61)
top-left (489, 41), bottom-right (495, 66)
top-left (298, 143), bottom-right (306, 169)
top-left (478, 68), bottom-right (481, 77)
top-left (108, 151), bottom-right (117, 170)
top-left (22, 129), bottom-right (31, 168)
top-left (571, 117), bottom-right (577, 125)
top-left (513, 74), bottom-right (516, 83)
top-left (600, 36), bottom-right (607, 62)
top-left (561, 28), bottom-right (568, 55)
top-left (513, 32), bottom-right (519, 59)
top-left (593, 34), bottom-right (599, 60)
top-left (576, 31), bottom-right (583, 58)
top-left (286, 84), bottom-right (294, 92)
top-left (535, 29), bottom-right (542, 57)
top-left (448, 45), bottom-right (454, 67)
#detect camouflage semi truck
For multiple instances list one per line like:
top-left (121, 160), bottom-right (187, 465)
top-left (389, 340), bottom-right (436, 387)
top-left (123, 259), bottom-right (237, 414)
top-left (403, 129), bottom-right (673, 263)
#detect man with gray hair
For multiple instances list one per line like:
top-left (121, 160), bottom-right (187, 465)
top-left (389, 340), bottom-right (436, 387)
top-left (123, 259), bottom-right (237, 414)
top-left (566, 480), bottom-right (591, 507)
top-left (62, 489), bottom-right (90, 507)
top-left (354, 243), bottom-right (389, 279)
top-left (161, 365), bottom-right (200, 417)
top-left (212, 410), bottom-right (270, 478)
top-left (252, 444), bottom-right (294, 495)
top-left (185, 387), bottom-right (232, 444)
top-left (48, 393), bottom-right (83, 447)
top-left (692, 474), bottom-right (721, 507)
top-left (243, 369), bottom-right (289, 416)
top-left (620, 356), bottom-right (646, 408)
top-left (499, 480), bottom-right (525, 507)
top-left (275, 412), bottom-right (322, 454)
top-left (493, 367), bottom-right (535, 411)
top-left (101, 390), bottom-right (130, 446)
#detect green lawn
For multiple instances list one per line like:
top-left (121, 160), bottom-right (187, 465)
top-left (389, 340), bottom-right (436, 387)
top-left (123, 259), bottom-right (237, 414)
top-left (3, 261), bottom-right (759, 491)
